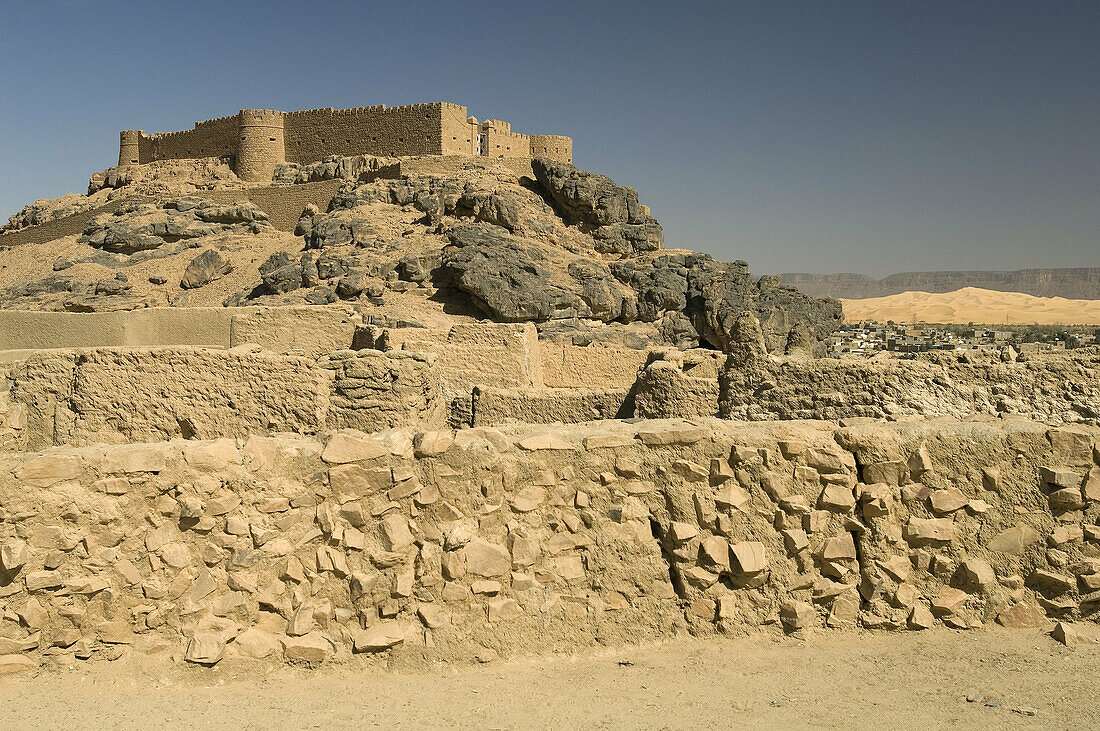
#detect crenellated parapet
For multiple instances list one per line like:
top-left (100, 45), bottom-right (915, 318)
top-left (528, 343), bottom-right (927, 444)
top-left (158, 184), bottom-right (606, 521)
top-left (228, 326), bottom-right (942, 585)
top-left (116, 102), bottom-right (574, 180)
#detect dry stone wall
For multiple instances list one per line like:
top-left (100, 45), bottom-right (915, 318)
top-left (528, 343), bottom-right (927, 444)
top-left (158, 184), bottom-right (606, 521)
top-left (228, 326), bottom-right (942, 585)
top-left (0, 418), bottom-right (1097, 671)
top-left (720, 348), bottom-right (1100, 425)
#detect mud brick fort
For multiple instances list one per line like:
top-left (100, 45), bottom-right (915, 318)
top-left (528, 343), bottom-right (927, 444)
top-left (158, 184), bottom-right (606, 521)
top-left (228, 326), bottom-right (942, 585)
top-left (118, 102), bottom-right (574, 181)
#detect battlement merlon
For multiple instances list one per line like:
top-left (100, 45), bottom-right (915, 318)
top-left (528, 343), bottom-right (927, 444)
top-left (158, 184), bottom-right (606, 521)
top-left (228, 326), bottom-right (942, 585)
top-left (117, 102), bottom-right (573, 181)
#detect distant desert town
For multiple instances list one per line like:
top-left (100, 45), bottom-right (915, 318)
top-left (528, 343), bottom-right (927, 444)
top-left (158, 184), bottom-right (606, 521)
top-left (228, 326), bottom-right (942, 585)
top-left (829, 320), bottom-right (1100, 357)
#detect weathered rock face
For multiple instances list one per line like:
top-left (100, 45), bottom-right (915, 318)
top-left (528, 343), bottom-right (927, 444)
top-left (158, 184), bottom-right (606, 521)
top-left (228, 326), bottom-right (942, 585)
top-left (79, 197), bottom-right (270, 254)
top-left (276, 157), bottom-right (839, 351)
top-left (0, 417), bottom-right (1096, 672)
top-left (531, 158), bottom-right (664, 254)
top-left (437, 225), bottom-right (627, 322)
top-left (3, 194), bottom-right (97, 233)
top-left (87, 157), bottom-right (241, 195)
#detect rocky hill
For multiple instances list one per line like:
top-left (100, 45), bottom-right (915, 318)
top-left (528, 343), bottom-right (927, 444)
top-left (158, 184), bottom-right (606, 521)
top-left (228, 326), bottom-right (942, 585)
top-left (0, 155), bottom-right (842, 354)
top-left (780, 268), bottom-right (1100, 300)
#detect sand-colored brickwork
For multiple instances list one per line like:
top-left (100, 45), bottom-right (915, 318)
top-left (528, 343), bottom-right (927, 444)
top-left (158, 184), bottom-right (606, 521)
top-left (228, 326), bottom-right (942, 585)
top-left (119, 103), bottom-right (572, 181)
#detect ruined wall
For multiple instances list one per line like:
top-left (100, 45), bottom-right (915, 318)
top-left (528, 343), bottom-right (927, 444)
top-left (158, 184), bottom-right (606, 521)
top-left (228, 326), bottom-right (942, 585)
top-left (471, 387), bottom-right (631, 426)
top-left (6, 343), bottom-right (455, 448)
top-left (0, 418), bottom-right (1097, 670)
top-left (400, 323), bottom-right (541, 395)
top-left (0, 308), bottom-right (240, 351)
top-left (0, 304), bottom-right (357, 355)
top-left (230, 306), bottom-right (358, 358)
top-left (539, 342), bottom-right (650, 389)
top-left (635, 350), bottom-right (722, 419)
top-left (10, 348), bottom-right (331, 448)
top-left (319, 350), bottom-right (444, 433)
top-left (719, 348), bottom-right (1100, 425)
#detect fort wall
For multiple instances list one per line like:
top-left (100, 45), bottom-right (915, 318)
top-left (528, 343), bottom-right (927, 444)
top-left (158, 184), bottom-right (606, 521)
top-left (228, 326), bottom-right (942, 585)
top-left (284, 103), bottom-right (446, 164)
top-left (116, 102), bottom-right (572, 181)
top-left (146, 114), bottom-right (238, 165)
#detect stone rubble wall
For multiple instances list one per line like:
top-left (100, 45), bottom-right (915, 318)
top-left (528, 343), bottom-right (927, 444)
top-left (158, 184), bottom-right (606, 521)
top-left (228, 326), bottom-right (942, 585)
top-left (0, 418), bottom-right (1097, 670)
top-left (635, 349), bottom-right (723, 419)
top-left (719, 348), bottom-right (1100, 425)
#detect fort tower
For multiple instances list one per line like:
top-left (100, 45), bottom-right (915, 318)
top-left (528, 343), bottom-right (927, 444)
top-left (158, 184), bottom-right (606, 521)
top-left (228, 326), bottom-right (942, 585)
top-left (118, 130), bottom-right (143, 166)
top-left (235, 109), bottom-right (287, 182)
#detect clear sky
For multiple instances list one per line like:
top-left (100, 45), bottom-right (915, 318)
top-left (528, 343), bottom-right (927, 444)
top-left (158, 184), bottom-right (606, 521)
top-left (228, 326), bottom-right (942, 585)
top-left (1, 0), bottom-right (1097, 276)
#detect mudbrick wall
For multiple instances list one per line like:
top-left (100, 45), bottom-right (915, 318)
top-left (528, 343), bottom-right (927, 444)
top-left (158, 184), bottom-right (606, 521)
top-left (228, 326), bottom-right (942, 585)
top-left (0, 418), bottom-right (1097, 670)
top-left (7, 346), bottom-right (443, 450)
top-left (119, 103), bottom-right (572, 181)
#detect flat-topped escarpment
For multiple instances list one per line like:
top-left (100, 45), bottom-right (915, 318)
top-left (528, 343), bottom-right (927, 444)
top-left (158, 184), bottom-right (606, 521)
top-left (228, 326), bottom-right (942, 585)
top-left (781, 268), bottom-right (1100, 300)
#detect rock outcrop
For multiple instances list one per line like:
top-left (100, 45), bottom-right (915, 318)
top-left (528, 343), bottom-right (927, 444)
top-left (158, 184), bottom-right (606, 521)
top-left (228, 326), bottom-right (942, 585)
top-left (79, 197), bottom-right (271, 254)
top-left (282, 158), bottom-right (840, 351)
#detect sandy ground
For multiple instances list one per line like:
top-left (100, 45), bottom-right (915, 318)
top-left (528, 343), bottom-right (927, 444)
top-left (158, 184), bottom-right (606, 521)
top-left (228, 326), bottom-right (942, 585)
top-left (841, 286), bottom-right (1100, 325)
top-left (0, 627), bottom-right (1094, 729)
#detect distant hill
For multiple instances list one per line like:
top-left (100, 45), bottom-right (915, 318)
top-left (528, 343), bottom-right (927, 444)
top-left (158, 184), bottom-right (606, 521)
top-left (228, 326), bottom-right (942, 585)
top-left (840, 287), bottom-right (1100, 325)
top-left (780, 268), bottom-right (1100, 300)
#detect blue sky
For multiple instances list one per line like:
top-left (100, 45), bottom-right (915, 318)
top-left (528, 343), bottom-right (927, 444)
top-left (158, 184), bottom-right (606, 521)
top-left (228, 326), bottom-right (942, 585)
top-left (1, 0), bottom-right (1097, 275)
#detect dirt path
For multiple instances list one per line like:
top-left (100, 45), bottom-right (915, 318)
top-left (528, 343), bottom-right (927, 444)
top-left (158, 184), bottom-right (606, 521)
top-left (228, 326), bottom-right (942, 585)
top-left (0, 627), bottom-right (1093, 729)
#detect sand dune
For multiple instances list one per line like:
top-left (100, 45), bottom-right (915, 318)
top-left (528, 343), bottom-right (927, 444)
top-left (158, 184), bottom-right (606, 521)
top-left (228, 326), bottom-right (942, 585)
top-left (840, 286), bottom-right (1100, 325)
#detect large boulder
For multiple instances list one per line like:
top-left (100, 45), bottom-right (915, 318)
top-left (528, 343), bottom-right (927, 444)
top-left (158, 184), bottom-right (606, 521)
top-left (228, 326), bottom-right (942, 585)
top-left (180, 249), bottom-right (232, 289)
top-left (258, 252), bottom-right (304, 294)
top-left (436, 224), bottom-right (627, 322)
top-left (612, 254), bottom-right (841, 351)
